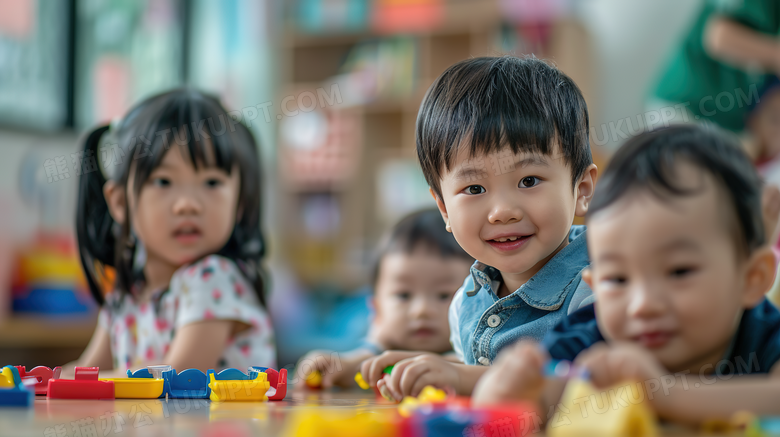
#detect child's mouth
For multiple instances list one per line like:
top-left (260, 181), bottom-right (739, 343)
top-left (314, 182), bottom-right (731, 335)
top-left (173, 227), bottom-right (202, 244)
top-left (486, 235), bottom-right (532, 252)
top-left (411, 328), bottom-right (436, 337)
top-left (634, 331), bottom-right (673, 348)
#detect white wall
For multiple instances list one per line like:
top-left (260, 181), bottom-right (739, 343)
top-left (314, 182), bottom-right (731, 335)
top-left (578, 0), bottom-right (704, 150)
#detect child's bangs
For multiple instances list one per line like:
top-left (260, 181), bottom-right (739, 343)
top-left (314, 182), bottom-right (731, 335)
top-left (126, 93), bottom-right (242, 195)
top-left (435, 65), bottom-right (559, 173)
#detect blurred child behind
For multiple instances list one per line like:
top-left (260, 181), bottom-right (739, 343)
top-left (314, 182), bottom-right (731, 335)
top-left (295, 209), bottom-right (473, 388)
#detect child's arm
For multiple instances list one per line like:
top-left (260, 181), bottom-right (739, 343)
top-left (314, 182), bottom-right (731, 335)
top-left (578, 342), bottom-right (780, 426)
top-left (61, 324), bottom-right (113, 378)
top-left (704, 15), bottom-right (780, 75)
top-left (472, 340), bottom-right (567, 420)
top-left (161, 319), bottom-right (236, 373)
top-left (650, 372), bottom-right (780, 425)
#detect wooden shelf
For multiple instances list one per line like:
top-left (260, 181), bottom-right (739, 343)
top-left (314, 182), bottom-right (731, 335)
top-left (0, 314), bottom-right (95, 348)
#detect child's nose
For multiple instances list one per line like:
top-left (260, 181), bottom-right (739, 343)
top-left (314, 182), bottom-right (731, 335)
top-left (410, 298), bottom-right (434, 318)
top-left (488, 200), bottom-right (523, 224)
top-left (172, 192), bottom-right (203, 215)
top-left (627, 283), bottom-right (666, 318)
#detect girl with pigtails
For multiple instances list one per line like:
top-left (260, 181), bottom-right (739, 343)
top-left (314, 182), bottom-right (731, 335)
top-left (66, 89), bottom-right (275, 376)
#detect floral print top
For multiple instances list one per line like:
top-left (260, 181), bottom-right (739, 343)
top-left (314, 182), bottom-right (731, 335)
top-left (98, 255), bottom-right (276, 372)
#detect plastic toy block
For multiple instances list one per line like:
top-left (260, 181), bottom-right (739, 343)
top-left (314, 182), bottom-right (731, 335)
top-left (249, 367), bottom-right (288, 401)
top-left (0, 367), bottom-right (15, 388)
top-left (399, 398), bottom-right (537, 437)
top-left (547, 378), bottom-right (658, 437)
top-left (284, 409), bottom-right (398, 437)
top-left (304, 370), bottom-right (322, 389)
top-left (208, 371), bottom-right (270, 402)
top-left (128, 366), bottom-right (209, 399)
top-left (354, 372), bottom-right (369, 390)
top-left (14, 366), bottom-right (61, 395)
top-left (170, 369), bottom-right (209, 399)
top-left (0, 366), bottom-right (33, 407)
top-left (398, 385), bottom-right (448, 417)
top-left (100, 377), bottom-right (164, 399)
top-left (48, 367), bottom-right (115, 400)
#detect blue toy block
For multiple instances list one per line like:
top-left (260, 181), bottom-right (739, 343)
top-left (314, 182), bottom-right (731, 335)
top-left (169, 369), bottom-right (209, 399)
top-left (127, 367), bottom-right (210, 399)
top-left (0, 366), bottom-right (33, 407)
top-left (211, 368), bottom-right (252, 381)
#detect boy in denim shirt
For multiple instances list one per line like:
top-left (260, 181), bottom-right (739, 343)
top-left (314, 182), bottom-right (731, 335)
top-left (360, 56), bottom-right (598, 399)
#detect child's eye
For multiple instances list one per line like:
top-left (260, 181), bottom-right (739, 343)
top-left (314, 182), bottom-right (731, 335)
top-left (519, 176), bottom-right (540, 188)
top-left (396, 292), bottom-right (411, 301)
top-left (438, 293), bottom-right (452, 301)
top-left (152, 178), bottom-right (170, 187)
top-left (464, 185), bottom-right (485, 195)
top-left (205, 178), bottom-right (223, 188)
top-left (604, 276), bottom-right (627, 285)
top-left (670, 267), bottom-right (696, 278)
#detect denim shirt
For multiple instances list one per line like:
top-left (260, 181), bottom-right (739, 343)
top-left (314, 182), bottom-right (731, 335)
top-left (449, 225), bottom-right (593, 365)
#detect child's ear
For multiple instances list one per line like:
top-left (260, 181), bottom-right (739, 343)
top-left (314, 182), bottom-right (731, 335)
top-left (741, 246), bottom-right (777, 308)
top-left (103, 180), bottom-right (126, 225)
top-left (369, 296), bottom-right (381, 321)
top-left (430, 188), bottom-right (449, 224)
top-left (574, 163), bottom-right (599, 217)
top-left (582, 268), bottom-right (594, 290)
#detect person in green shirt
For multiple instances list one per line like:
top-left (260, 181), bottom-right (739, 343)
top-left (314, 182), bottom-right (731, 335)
top-left (650, 0), bottom-right (780, 132)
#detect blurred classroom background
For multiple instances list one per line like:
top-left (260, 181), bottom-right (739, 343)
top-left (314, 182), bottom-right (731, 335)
top-left (0, 0), bottom-right (704, 372)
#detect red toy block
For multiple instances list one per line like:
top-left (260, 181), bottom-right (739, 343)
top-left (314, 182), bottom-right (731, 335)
top-left (265, 368), bottom-right (288, 401)
top-left (14, 366), bottom-right (61, 395)
top-left (48, 367), bottom-right (115, 400)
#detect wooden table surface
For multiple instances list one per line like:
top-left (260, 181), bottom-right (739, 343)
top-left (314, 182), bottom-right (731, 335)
top-left (0, 389), bottom-right (399, 437)
top-left (0, 389), bottom-right (716, 437)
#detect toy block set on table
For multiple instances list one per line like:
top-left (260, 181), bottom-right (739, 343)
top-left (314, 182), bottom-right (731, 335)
top-left (0, 364), bottom-right (287, 404)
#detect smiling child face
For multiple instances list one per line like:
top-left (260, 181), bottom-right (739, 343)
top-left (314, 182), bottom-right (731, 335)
top-left (434, 145), bottom-right (591, 293)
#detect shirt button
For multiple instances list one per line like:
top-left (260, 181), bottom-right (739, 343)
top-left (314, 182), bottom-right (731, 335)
top-left (478, 356), bottom-right (490, 366)
top-left (487, 314), bottom-right (501, 328)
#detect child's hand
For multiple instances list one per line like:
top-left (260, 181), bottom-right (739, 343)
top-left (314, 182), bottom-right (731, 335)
top-left (377, 353), bottom-right (461, 401)
top-left (295, 349), bottom-right (373, 389)
top-left (359, 350), bottom-right (431, 388)
top-left (575, 342), bottom-right (666, 389)
top-left (472, 341), bottom-right (547, 407)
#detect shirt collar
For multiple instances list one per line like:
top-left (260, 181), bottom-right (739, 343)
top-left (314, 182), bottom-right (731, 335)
top-left (466, 226), bottom-right (590, 311)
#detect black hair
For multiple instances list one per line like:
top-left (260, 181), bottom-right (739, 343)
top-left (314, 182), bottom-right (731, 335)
top-left (76, 88), bottom-right (268, 307)
top-left (588, 124), bottom-right (765, 256)
top-left (370, 209), bottom-right (473, 286)
top-left (416, 56), bottom-right (592, 198)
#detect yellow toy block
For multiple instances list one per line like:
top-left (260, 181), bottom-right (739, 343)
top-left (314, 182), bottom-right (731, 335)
top-left (354, 372), bottom-right (369, 390)
top-left (100, 378), bottom-right (164, 399)
top-left (305, 371), bottom-right (322, 389)
top-left (547, 379), bottom-right (658, 437)
top-left (284, 409), bottom-right (397, 437)
top-left (398, 385), bottom-right (448, 417)
top-left (208, 372), bottom-right (270, 402)
top-left (0, 367), bottom-right (17, 388)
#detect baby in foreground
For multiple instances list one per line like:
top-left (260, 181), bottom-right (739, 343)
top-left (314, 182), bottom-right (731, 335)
top-left (474, 125), bottom-right (780, 425)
